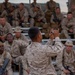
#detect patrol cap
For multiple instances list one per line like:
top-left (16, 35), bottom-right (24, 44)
top-left (65, 40), bottom-right (73, 46)
top-left (28, 27), bottom-right (40, 39)
top-left (14, 26), bottom-right (22, 32)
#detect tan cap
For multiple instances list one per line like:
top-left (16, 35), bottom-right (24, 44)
top-left (65, 40), bottom-right (73, 46)
top-left (14, 26), bottom-right (22, 32)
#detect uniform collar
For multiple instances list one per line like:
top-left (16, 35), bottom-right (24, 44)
top-left (31, 42), bottom-right (41, 46)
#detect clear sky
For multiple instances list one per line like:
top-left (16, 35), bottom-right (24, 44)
top-left (0, 0), bottom-right (68, 12)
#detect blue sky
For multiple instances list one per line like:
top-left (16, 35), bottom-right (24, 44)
top-left (0, 0), bottom-right (68, 12)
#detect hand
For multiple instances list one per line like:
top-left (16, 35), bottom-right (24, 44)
top-left (21, 17), bottom-right (24, 21)
top-left (26, 69), bottom-right (30, 74)
top-left (49, 32), bottom-right (55, 40)
top-left (69, 29), bottom-right (73, 33)
top-left (63, 69), bottom-right (70, 74)
top-left (37, 19), bottom-right (41, 22)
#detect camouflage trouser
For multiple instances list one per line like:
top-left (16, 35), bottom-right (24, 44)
top-left (61, 30), bottom-right (71, 39)
top-left (30, 18), bottom-right (34, 27)
top-left (12, 20), bottom-right (19, 27)
top-left (30, 18), bottom-right (46, 27)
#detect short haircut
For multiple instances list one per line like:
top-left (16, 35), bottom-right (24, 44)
top-left (56, 7), bottom-right (60, 10)
top-left (20, 3), bottom-right (24, 6)
top-left (28, 27), bottom-right (40, 39)
top-left (67, 12), bottom-right (72, 15)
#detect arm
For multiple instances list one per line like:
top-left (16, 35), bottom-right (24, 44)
top-left (13, 9), bottom-right (19, 20)
top-left (61, 19), bottom-right (69, 30)
top-left (24, 8), bottom-right (29, 23)
top-left (29, 9), bottom-right (37, 18)
top-left (21, 54), bottom-right (29, 74)
top-left (15, 40), bottom-right (28, 48)
top-left (56, 50), bottom-right (71, 74)
top-left (50, 15), bottom-right (55, 23)
top-left (46, 39), bottom-right (54, 45)
top-left (0, 58), bottom-right (10, 75)
top-left (5, 52), bottom-right (12, 70)
top-left (39, 10), bottom-right (45, 20)
top-left (45, 37), bottom-right (64, 57)
top-left (7, 23), bottom-right (13, 34)
top-left (56, 50), bottom-right (65, 71)
top-left (22, 35), bottom-right (29, 44)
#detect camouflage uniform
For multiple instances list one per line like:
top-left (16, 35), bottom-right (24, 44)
top-left (45, 0), bottom-right (57, 23)
top-left (0, 6), bottom-right (15, 23)
top-left (61, 18), bottom-right (75, 39)
top-left (30, 2), bottom-right (41, 9)
top-left (0, 22), bottom-right (13, 37)
top-left (29, 7), bottom-right (46, 27)
top-left (23, 37), bottom-right (64, 75)
top-left (0, 51), bottom-right (13, 75)
top-left (56, 40), bottom-right (75, 75)
top-left (0, 10), bottom-right (8, 18)
top-left (72, 11), bottom-right (75, 18)
top-left (69, 0), bottom-right (75, 11)
top-left (12, 8), bottom-right (29, 27)
top-left (14, 34), bottom-right (29, 43)
top-left (42, 23), bottom-right (51, 38)
top-left (4, 40), bottom-right (28, 62)
top-left (70, 5), bottom-right (75, 18)
top-left (45, 9), bottom-right (52, 23)
top-left (51, 13), bottom-right (64, 24)
top-left (51, 13), bottom-right (64, 32)
top-left (4, 40), bottom-right (29, 75)
top-left (14, 26), bottom-right (29, 43)
top-left (0, 1), bottom-right (11, 14)
top-left (0, 42), bottom-right (13, 75)
top-left (46, 0), bottom-right (57, 12)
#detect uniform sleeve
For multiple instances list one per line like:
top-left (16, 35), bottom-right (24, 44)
top-left (67, 18), bottom-right (75, 26)
top-left (56, 50), bottom-right (65, 71)
top-left (24, 8), bottom-right (29, 17)
top-left (50, 15), bottom-right (55, 23)
top-left (61, 19), bottom-right (69, 30)
top-left (46, 39), bottom-right (54, 45)
top-left (6, 52), bottom-right (12, 70)
top-left (22, 35), bottom-right (29, 43)
top-left (1, 10), bottom-right (8, 17)
top-left (29, 9), bottom-right (37, 18)
top-left (22, 54), bottom-right (29, 70)
top-left (13, 9), bottom-right (18, 20)
top-left (8, 23), bottom-right (13, 34)
top-left (15, 40), bottom-right (29, 48)
top-left (24, 8), bottom-right (29, 22)
top-left (44, 37), bottom-right (65, 57)
top-left (39, 10), bottom-right (45, 20)
top-left (4, 42), bottom-right (10, 52)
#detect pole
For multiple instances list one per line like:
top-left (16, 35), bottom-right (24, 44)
top-left (29, 0), bottom-right (31, 5)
